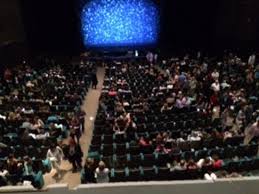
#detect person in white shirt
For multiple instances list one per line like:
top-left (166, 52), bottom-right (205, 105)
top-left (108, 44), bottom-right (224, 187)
top-left (197, 157), bottom-right (213, 168)
top-left (211, 69), bottom-right (219, 81)
top-left (0, 163), bottom-right (8, 186)
top-left (187, 131), bottom-right (202, 142)
top-left (95, 161), bottom-right (109, 183)
top-left (221, 80), bottom-right (231, 89)
top-left (47, 144), bottom-right (64, 178)
top-left (146, 52), bottom-right (154, 64)
top-left (211, 79), bottom-right (220, 92)
top-left (248, 53), bottom-right (256, 66)
top-left (244, 117), bottom-right (259, 145)
top-left (165, 68), bottom-right (171, 78)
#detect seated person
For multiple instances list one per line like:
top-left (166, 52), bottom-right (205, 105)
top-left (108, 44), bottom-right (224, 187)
top-left (187, 159), bottom-right (198, 170)
top-left (168, 160), bottom-right (187, 171)
top-left (197, 157), bottom-right (214, 169)
top-left (108, 87), bottom-right (117, 97)
top-left (176, 91), bottom-right (189, 109)
top-left (32, 116), bottom-right (45, 131)
top-left (0, 162), bottom-right (8, 186)
top-left (139, 136), bottom-right (152, 147)
top-left (154, 134), bottom-right (168, 154)
top-left (187, 131), bottom-right (202, 141)
top-left (48, 122), bottom-right (62, 138)
top-left (95, 161), bottom-right (109, 183)
top-left (113, 112), bottom-right (131, 134)
top-left (7, 154), bottom-right (23, 185)
top-left (212, 154), bottom-right (224, 170)
top-left (161, 103), bottom-right (170, 113)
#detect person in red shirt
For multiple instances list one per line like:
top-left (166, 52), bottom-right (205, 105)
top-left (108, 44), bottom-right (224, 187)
top-left (212, 154), bottom-right (223, 170)
top-left (139, 136), bottom-right (152, 147)
top-left (108, 87), bottom-right (117, 97)
top-left (210, 92), bottom-right (219, 107)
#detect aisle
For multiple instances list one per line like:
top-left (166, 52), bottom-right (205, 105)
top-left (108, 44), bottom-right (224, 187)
top-left (80, 67), bottom-right (105, 159)
top-left (43, 67), bottom-right (105, 189)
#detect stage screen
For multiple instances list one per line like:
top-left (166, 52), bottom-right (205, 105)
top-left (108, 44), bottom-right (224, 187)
top-left (80, 0), bottom-right (159, 47)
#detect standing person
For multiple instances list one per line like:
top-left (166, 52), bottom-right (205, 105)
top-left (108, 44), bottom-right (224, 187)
top-left (67, 135), bottom-right (83, 172)
top-left (146, 52), bottom-right (154, 64)
top-left (91, 71), bottom-right (98, 89)
top-left (95, 161), bottom-right (109, 183)
top-left (244, 117), bottom-right (259, 145)
top-left (23, 156), bottom-right (36, 186)
top-left (82, 158), bottom-right (96, 183)
top-left (248, 53), bottom-right (256, 66)
top-left (46, 143), bottom-right (64, 178)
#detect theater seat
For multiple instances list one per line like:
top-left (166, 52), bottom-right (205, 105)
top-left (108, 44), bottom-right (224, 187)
top-left (110, 168), bottom-right (126, 182)
top-left (128, 154), bottom-right (141, 168)
top-left (139, 166), bottom-right (157, 181)
top-left (157, 166), bottom-right (170, 180)
top-left (140, 153), bottom-right (156, 167)
top-left (125, 167), bottom-right (141, 181)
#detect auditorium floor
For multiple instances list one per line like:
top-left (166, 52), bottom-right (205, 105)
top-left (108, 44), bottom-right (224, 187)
top-left (43, 67), bottom-right (105, 189)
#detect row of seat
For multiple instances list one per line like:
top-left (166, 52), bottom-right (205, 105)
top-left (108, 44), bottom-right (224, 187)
top-left (0, 63), bottom-right (92, 188)
top-left (0, 145), bottom-right (51, 160)
top-left (109, 156), bottom-right (259, 182)
top-left (89, 64), bottom-right (257, 184)
top-left (88, 142), bottom-right (258, 169)
top-left (90, 135), bottom-right (245, 154)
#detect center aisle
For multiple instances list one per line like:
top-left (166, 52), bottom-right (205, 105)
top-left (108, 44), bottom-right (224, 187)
top-left (44, 67), bottom-right (105, 189)
top-left (80, 67), bottom-right (105, 159)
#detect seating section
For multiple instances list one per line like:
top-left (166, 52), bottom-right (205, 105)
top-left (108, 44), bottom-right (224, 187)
top-left (0, 61), bottom-right (92, 188)
top-left (86, 57), bottom-right (259, 183)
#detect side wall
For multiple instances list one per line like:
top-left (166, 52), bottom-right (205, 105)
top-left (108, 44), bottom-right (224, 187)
top-left (0, 0), bottom-right (25, 44)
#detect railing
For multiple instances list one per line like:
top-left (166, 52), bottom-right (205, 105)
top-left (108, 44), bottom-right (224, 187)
top-left (1, 177), bottom-right (259, 194)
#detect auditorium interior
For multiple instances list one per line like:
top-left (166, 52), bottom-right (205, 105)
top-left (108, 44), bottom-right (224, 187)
top-left (0, 0), bottom-right (259, 193)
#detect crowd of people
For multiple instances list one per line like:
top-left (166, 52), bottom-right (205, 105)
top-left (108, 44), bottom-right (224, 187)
top-left (0, 50), bottom-right (259, 187)
top-left (0, 59), bottom-right (92, 188)
top-left (86, 51), bottom-right (259, 182)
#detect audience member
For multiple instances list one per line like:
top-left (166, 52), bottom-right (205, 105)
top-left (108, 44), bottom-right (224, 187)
top-left (47, 144), bottom-right (64, 178)
top-left (95, 161), bottom-right (109, 183)
top-left (82, 158), bottom-right (96, 183)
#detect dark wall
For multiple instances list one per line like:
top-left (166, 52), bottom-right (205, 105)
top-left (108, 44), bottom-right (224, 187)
top-left (0, 0), bottom-right (25, 44)
top-left (19, 0), bottom-right (259, 54)
top-left (160, 0), bottom-right (219, 53)
top-left (160, 0), bottom-right (259, 54)
top-left (213, 0), bottom-right (259, 52)
top-left (0, 0), bottom-right (27, 67)
top-left (20, 0), bottom-right (82, 55)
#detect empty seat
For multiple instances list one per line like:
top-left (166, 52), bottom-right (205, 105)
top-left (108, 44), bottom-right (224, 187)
top-left (157, 166), bottom-right (170, 180)
top-left (101, 144), bottom-right (113, 156)
top-left (114, 143), bottom-right (127, 156)
top-left (128, 154), bottom-right (141, 168)
top-left (140, 153), bottom-right (156, 167)
top-left (110, 168), bottom-right (126, 182)
top-left (126, 167), bottom-right (141, 181)
top-left (139, 166), bottom-right (157, 181)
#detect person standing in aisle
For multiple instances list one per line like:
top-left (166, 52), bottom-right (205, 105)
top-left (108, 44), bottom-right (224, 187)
top-left (91, 71), bottom-right (98, 89)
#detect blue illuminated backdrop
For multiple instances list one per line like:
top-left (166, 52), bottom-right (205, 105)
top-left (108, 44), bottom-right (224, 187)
top-left (81, 0), bottom-right (159, 47)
